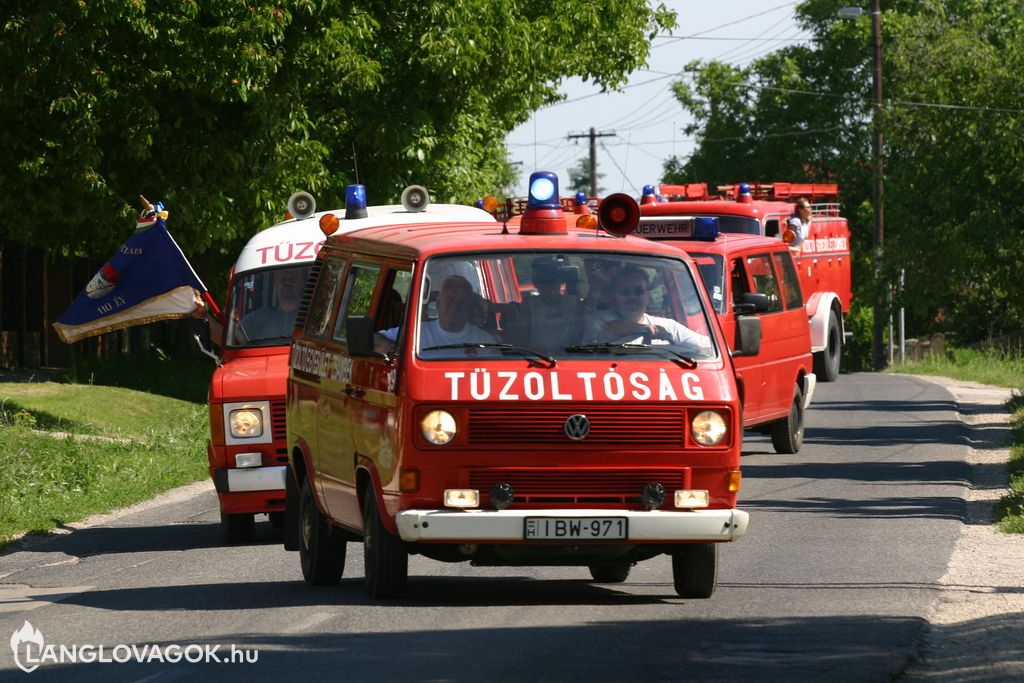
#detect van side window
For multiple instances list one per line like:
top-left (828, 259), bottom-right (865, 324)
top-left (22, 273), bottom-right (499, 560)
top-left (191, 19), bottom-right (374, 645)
top-left (305, 257), bottom-right (347, 338)
top-left (745, 254), bottom-right (783, 313)
top-left (730, 257), bottom-right (750, 306)
top-left (380, 269), bottom-right (412, 330)
top-left (765, 219), bottom-right (780, 238)
top-left (333, 264), bottom-right (381, 343)
top-left (773, 251), bottom-right (804, 310)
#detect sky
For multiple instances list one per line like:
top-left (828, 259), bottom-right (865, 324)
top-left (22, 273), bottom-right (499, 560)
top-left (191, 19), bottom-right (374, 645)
top-left (504, 1), bottom-right (811, 198)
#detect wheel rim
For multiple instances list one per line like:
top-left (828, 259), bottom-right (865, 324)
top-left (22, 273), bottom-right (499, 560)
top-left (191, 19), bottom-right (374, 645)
top-left (792, 400), bottom-right (803, 442)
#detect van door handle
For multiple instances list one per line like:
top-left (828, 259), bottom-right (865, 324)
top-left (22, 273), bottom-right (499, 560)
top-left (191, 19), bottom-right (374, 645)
top-left (346, 387), bottom-right (365, 398)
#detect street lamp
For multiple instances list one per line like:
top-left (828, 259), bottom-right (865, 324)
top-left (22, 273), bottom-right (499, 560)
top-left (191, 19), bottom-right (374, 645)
top-left (840, 1), bottom-right (886, 370)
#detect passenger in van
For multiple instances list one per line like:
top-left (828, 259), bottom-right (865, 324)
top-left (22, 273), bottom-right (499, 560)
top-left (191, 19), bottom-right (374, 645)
top-left (786, 198), bottom-right (812, 249)
top-left (582, 257), bottom-right (620, 311)
top-left (583, 265), bottom-right (711, 350)
top-left (508, 258), bottom-right (583, 352)
top-left (239, 268), bottom-right (305, 341)
top-left (419, 275), bottom-right (497, 353)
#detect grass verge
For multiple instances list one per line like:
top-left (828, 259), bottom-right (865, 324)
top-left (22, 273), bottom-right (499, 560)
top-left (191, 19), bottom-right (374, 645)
top-left (0, 381), bottom-right (208, 548)
top-left (895, 346), bottom-right (1024, 532)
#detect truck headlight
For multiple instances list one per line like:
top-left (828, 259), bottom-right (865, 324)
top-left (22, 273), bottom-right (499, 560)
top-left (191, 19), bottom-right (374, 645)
top-left (691, 410), bottom-right (727, 446)
top-left (421, 410), bottom-right (457, 445)
top-left (229, 408), bottom-right (264, 438)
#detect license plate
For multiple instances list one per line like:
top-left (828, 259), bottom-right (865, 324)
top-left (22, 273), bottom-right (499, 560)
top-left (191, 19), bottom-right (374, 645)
top-left (524, 517), bottom-right (627, 541)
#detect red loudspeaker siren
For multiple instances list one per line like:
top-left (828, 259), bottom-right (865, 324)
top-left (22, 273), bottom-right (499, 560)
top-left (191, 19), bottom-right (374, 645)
top-left (598, 193), bottom-right (641, 236)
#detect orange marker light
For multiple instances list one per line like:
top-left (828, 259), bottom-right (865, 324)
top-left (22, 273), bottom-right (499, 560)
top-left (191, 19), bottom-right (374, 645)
top-left (399, 468), bottom-right (419, 492)
top-left (576, 214), bottom-right (598, 230)
top-left (482, 195), bottom-right (499, 213)
top-left (319, 213), bottom-right (340, 236)
top-left (728, 470), bottom-right (742, 492)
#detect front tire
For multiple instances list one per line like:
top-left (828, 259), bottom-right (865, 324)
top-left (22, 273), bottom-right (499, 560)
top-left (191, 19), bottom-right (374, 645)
top-left (770, 385), bottom-right (805, 454)
top-left (220, 511), bottom-right (255, 544)
top-left (588, 562), bottom-right (631, 583)
top-left (672, 544), bottom-right (718, 599)
top-left (363, 489), bottom-right (408, 599)
top-left (298, 478), bottom-right (346, 585)
top-left (814, 309), bottom-right (842, 382)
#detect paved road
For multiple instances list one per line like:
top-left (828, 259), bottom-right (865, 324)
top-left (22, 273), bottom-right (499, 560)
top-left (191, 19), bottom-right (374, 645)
top-left (0, 373), bottom-right (979, 681)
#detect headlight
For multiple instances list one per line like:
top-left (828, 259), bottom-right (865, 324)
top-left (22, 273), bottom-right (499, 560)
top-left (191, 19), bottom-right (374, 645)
top-left (229, 408), bottom-right (264, 438)
top-left (691, 410), bottom-right (727, 446)
top-left (421, 410), bottom-right (457, 445)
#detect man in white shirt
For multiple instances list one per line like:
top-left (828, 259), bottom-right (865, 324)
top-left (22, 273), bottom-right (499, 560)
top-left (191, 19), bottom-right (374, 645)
top-left (418, 275), bottom-right (496, 357)
top-left (583, 265), bottom-right (711, 353)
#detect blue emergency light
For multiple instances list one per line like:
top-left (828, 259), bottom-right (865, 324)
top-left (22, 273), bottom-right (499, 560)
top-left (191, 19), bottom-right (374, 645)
top-left (345, 184), bottom-right (368, 219)
top-left (694, 216), bottom-right (720, 241)
top-left (527, 171), bottom-right (560, 210)
top-left (574, 191), bottom-right (587, 206)
top-left (642, 185), bottom-right (655, 198)
top-left (474, 198), bottom-right (484, 209)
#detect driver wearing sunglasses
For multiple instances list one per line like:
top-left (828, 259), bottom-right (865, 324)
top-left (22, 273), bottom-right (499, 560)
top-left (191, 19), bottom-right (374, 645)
top-left (583, 265), bottom-right (711, 350)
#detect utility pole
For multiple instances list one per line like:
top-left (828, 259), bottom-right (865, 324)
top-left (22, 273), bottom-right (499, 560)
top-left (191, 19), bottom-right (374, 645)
top-left (567, 128), bottom-right (616, 196)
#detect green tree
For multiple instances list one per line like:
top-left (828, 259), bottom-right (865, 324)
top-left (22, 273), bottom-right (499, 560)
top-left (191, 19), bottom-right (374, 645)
top-left (662, 0), bottom-right (1024, 347)
top-left (566, 155), bottom-right (605, 196)
top-left (1, 1), bottom-right (675, 262)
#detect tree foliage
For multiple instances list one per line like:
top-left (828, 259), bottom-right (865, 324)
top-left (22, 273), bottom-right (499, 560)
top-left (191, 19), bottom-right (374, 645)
top-left (662, 0), bottom-right (1024, 345)
top-left (566, 155), bottom-right (605, 196)
top-left (1, 1), bottom-right (674, 263)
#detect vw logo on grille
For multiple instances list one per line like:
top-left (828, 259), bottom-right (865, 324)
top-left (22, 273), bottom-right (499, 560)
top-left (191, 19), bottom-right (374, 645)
top-left (564, 414), bottom-right (591, 441)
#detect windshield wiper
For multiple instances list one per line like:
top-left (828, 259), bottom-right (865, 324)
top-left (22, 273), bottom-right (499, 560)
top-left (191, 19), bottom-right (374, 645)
top-left (565, 343), bottom-right (698, 369)
top-left (421, 343), bottom-right (556, 368)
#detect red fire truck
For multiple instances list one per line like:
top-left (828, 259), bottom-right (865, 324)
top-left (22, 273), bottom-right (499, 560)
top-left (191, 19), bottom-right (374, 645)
top-left (198, 187), bottom-right (495, 543)
top-left (284, 173), bottom-right (754, 599)
top-left (639, 183), bottom-right (851, 381)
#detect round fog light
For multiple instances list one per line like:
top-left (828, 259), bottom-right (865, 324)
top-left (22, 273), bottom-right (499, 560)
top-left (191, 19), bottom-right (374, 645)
top-left (490, 482), bottom-right (515, 510)
top-left (642, 482), bottom-right (666, 511)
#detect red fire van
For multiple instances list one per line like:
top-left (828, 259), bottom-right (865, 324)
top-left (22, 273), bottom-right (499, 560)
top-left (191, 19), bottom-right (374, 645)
top-left (283, 173), bottom-right (756, 599)
top-left (640, 183), bottom-right (850, 381)
top-left (200, 187), bottom-right (495, 543)
top-left (636, 217), bottom-right (815, 453)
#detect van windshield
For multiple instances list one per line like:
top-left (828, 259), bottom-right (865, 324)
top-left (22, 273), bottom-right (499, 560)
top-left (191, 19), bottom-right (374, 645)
top-left (225, 265), bottom-right (310, 347)
top-left (415, 252), bottom-right (718, 362)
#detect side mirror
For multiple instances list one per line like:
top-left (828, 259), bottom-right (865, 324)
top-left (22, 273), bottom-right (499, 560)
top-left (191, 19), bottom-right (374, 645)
top-left (739, 292), bottom-right (770, 313)
top-left (346, 316), bottom-right (387, 358)
top-left (190, 317), bottom-right (221, 365)
top-left (733, 314), bottom-right (762, 357)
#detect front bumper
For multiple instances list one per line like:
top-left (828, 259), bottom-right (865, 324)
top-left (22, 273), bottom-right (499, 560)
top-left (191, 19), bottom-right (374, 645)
top-left (395, 508), bottom-right (749, 543)
top-left (212, 465), bottom-right (287, 493)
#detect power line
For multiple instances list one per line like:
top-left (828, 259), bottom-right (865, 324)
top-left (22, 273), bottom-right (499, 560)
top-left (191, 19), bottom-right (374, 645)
top-left (654, 2), bottom-right (798, 44)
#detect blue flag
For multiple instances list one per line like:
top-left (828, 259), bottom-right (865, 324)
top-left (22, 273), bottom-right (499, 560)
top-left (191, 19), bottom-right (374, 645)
top-left (54, 201), bottom-right (208, 344)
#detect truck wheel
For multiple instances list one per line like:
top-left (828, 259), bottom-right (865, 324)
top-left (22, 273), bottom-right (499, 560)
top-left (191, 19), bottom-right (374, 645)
top-left (220, 511), bottom-right (255, 544)
top-left (363, 489), bottom-right (408, 599)
top-left (814, 309), bottom-right (842, 382)
top-left (299, 478), bottom-right (346, 585)
top-left (588, 562), bottom-right (631, 583)
top-left (672, 544), bottom-right (718, 599)
top-left (770, 385), bottom-right (805, 454)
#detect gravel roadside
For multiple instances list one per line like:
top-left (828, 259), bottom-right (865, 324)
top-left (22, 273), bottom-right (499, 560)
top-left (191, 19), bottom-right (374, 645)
top-left (900, 375), bottom-right (1024, 682)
